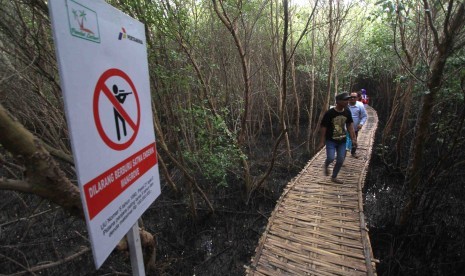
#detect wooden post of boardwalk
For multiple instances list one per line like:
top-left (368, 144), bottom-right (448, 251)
top-left (49, 0), bottom-right (161, 271)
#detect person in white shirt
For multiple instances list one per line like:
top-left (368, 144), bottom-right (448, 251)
top-left (347, 92), bottom-right (368, 158)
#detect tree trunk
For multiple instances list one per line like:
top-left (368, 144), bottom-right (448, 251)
top-left (314, 0), bottom-right (335, 144)
top-left (212, 0), bottom-right (251, 146)
top-left (395, 81), bottom-right (413, 167)
top-left (281, 0), bottom-right (292, 162)
top-left (307, 14), bottom-right (317, 153)
top-left (0, 104), bottom-right (82, 217)
top-left (397, 1), bottom-right (465, 225)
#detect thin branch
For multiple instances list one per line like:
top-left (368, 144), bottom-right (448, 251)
top-left (10, 247), bottom-right (91, 276)
top-left (42, 143), bottom-right (74, 165)
top-left (288, 0), bottom-right (320, 64)
top-left (0, 253), bottom-right (38, 276)
top-left (247, 129), bottom-right (286, 201)
top-left (443, 0), bottom-right (454, 37)
top-left (0, 207), bottom-right (57, 227)
top-left (392, 12), bottom-right (425, 83)
top-left (422, 0), bottom-right (440, 49)
top-left (0, 178), bottom-right (32, 193)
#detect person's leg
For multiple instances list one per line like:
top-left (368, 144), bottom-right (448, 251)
top-left (332, 141), bottom-right (346, 179)
top-left (324, 140), bottom-right (336, 175)
top-left (351, 131), bottom-right (359, 156)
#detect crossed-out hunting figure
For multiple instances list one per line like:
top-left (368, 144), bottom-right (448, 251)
top-left (112, 84), bottom-right (132, 141)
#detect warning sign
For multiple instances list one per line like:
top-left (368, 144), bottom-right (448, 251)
top-left (93, 68), bottom-right (141, 151)
top-left (49, 0), bottom-right (161, 269)
top-left (81, 143), bottom-right (158, 243)
top-left (83, 143), bottom-right (156, 219)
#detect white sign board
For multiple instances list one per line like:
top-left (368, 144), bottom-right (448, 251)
top-left (49, 0), bottom-right (160, 268)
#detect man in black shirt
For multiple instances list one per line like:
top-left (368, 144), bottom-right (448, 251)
top-left (318, 92), bottom-right (357, 184)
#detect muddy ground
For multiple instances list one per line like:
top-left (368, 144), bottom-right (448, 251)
top-left (3, 124), bottom-right (464, 275)
top-left (0, 140), bottom-right (309, 275)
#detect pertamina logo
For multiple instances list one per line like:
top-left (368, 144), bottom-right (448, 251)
top-left (66, 0), bottom-right (100, 43)
top-left (118, 28), bottom-right (143, 45)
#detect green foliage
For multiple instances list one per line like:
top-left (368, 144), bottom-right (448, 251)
top-left (353, 19), bottom-right (398, 80)
top-left (295, 64), bottom-right (313, 74)
top-left (372, 0), bottom-right (399, 20)
top-left (181, 106), bottom-right (245, 187)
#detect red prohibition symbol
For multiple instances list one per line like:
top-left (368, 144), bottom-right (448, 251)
top-left (93, 68), bottom-right (141, 151)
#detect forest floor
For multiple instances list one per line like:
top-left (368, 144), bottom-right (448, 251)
top-left (0, 134), bottom-right (309, 275)
top-left (363, 129), bottom-right (465, 275)
top-left (3, 123), bottom-right (463, 275)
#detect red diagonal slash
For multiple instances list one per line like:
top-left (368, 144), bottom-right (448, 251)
top-left (101, 84), bottom-right (137, 130)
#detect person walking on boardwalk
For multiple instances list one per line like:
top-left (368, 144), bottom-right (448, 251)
top-left (361, 88), bottom-right (369, 105)
top-left (318, 92), bottom-right (357, 184)
top-left (347, 91), bottom-right (368, 158)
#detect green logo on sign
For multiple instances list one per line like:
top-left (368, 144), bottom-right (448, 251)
top-left (66, 0), bottom-right (100, 43)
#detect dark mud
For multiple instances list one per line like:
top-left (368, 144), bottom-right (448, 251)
top-left (0, 141), bottom-right (308, 275)
top-left (363, 134), bottom-right (465, 275)
top-left (7, 116), bottom-right (463, 276)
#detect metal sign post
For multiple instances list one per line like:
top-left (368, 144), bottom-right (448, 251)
top-left (127, 222), bottom-right (145, 276)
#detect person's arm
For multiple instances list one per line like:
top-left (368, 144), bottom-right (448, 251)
top-left (358, 105), bottom-right (368, 129)
top-left (318, 125), bottom-right (327, 149)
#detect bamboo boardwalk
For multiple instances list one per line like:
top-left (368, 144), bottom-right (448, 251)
top-left (246, 106), bottom-right (378, 276)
